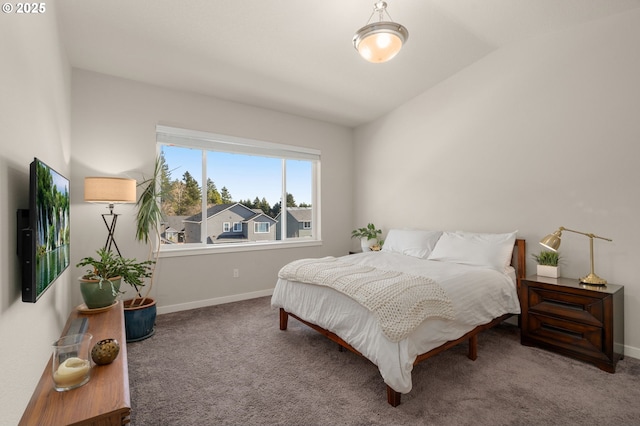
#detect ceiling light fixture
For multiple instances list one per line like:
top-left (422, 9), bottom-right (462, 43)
top-left (353, 1), bottom-right (409, 63)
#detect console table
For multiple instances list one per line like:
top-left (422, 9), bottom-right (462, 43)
top-left (19, 302), bottom-right (131, 426)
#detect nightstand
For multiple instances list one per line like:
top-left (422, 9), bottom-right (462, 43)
top-left (520, 276), bottom-right (624, 373)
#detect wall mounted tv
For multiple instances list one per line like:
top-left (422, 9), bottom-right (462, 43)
top-left (17, 158), bottom-right (70, 302)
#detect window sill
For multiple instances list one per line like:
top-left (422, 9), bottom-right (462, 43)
top-left (158, 239), bottom-right (323, 258)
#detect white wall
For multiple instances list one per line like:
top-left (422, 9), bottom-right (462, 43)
top-left (70, 70), bottom-right (354, 312)
top-left (354, 10), bottom-right (640, 357)
top-left (0, 1), bottom-right (72, 423)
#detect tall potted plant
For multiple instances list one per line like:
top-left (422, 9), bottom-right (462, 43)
top-left (124, 156), bottom-right (165, 342)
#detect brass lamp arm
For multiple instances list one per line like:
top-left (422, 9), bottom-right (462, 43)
top-left (558, 227), bottom-right (612, 242)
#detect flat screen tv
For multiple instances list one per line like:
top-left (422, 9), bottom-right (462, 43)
top-left (18, 158), bottom-right (70, 302)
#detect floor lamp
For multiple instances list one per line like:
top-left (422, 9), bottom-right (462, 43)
top-left (84, 177), bottom-right (136, 257)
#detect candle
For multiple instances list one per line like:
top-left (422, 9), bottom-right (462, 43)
top-left (53, 357), bottom-right (91, 388)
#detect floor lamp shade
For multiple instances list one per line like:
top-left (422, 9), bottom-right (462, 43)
top-left (84, 177), bottom-right (136, 257)
top-left (84, 177), bottom-right (136, 204)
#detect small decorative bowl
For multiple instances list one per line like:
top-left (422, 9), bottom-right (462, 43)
top-left (91, 338), bottom-right (120, 365)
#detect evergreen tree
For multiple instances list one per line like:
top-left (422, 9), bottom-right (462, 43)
top-left (271, 201), bottom-right (281, 218)
top-left (207, 178), bottom-right (222, 205)
top-left (220, 186), bottom-right (233, 204)
top-left (286, 193), bottom-right (296, 207)
top-left (183, 171), bottom-right (201, 208)
top-left (258, 197), bottom-right (271, 215)
top-left (170, 180), bottom-right (187, 215)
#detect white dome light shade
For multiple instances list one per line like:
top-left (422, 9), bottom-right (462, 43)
top-left (353, 22), bottom-right (408, 63)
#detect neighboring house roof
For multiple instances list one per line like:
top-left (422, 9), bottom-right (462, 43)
top-left (184, 203), bottom-right (251, 223)
top-left (274, 207), bottom-right (312, 222)
top-left (183, 202), bottom-right (259, 223)
top-left (246, 210), bottom-right (277, 223)
top-left (288, 207), bottom-right (311, 222)
top-left (162, 215), bottom-right (188, 231)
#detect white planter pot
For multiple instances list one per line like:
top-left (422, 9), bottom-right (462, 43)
top-left (537, 265), bottom-right (559, 278)
top-left (360, 237), bottom-right (376, 252)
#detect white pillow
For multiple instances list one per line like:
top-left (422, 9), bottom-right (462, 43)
top-left (427, 231), bottom-right (517, 272)
top-left (382, 229), bottom-right (443, 259)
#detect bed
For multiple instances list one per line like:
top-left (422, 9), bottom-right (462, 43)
top-left (271, 230), bottom-right (526, 406)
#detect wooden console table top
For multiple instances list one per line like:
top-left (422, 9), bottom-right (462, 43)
top-left (19, 302), bottom-right (131, 426)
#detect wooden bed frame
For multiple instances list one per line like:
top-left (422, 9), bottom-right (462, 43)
top-left (278, 239), bottom-right (526, 407)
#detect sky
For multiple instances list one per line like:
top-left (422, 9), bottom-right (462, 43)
top-left (162, 146), bottom-right (312, 206)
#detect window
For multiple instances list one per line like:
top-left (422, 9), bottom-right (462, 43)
top-left (254, 222), bottom-right (270, 233)
top-left (156, 125), bottom-right (321, 252)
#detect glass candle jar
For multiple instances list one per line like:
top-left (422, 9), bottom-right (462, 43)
top-left (52, 333), bottom-right (93, 391)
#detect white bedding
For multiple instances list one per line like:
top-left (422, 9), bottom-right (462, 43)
top-left (271, 251), bottom-right (521, 393)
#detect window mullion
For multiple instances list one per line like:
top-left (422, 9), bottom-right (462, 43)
top-left (201, 150), bottom-right (207, 244)
top-left (281, 158), bottom-right (287, 241)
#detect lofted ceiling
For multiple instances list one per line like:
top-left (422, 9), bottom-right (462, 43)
top-left (56, 0), bottom-right (640, 127)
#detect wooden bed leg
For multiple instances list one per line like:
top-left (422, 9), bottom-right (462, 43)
top-left (279, 308), bottom-right (289, 330)
top-left (387, 386), bottom-right (401, 407)
top-left (468, 334), bottom-right (478, 360)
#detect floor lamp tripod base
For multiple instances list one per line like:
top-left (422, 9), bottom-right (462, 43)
top-left (102, 212), bottom-right (123, 257)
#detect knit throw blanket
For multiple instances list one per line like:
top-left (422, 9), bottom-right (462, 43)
top-left (278, 257), bottom-right (455, 342)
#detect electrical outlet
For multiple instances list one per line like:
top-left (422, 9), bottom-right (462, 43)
top-left (233, 269), bottom-right (239, 278)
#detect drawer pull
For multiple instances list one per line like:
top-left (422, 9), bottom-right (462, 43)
top-left (541, 323), bottom-right (583, 339)
top-left (543, 300), bottom-right (582, 311)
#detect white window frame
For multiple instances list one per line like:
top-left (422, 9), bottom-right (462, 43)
top-left (156, 125), bottom-right (322, 257)
top-left (223, 222), bottom-right (231, 232)
top-left (233, 222), bottom-right (242, 232)
top-left (303, 221), bottom-right (312, 229)
top-left (254, 222), bottom-right (270, 233)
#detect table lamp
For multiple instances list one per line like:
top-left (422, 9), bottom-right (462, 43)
top-left (539, 226), bottom-right (612, 285)
top-left (84, 177), bottom-right (136, 256)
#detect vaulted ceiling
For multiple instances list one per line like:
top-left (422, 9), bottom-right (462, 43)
top-left (57, 0), bottom-right (640, 127)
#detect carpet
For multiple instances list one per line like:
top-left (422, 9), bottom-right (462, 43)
top-left (127, 296), bottom-right (640, 425)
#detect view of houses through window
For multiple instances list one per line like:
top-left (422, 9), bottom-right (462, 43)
top-left (157, 127), bottom-right (319, 247)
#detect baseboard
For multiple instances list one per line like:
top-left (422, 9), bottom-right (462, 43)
top-left (157, 289), bottom-right (274, 315)
top-left (623, 344), bottom-right (640, 360)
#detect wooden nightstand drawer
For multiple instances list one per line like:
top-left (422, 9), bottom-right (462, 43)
top-left (527, 287), bottom-right (603, 326)
top-left (520, 276), bottom-right (624, 373)
top-left (526, 312), bottom-right (605, 358)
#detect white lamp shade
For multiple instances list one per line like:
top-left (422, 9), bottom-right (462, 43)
top-left (84, 177), bottom-right (136, 203)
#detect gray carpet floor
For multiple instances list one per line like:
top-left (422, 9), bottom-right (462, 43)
top-left (127, 296), bottom-right (640, 425)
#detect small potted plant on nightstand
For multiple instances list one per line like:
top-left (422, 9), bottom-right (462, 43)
top-left (351, 223), bottom-right (382, 252)
top-left (532, 250), bottom-right (560, 278)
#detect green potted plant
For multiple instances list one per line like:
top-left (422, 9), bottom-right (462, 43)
top-left (76, 248), bottom-right (154, 309)
top-left (532, 250), bottom-right (560, 278)
top-left (351, 223), bottom-right (382, 252)
top-left (124, 155), bottom-right (165, 341)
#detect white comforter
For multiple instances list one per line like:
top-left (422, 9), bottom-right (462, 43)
top-left (271, 251), bottom-right (521, 393)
